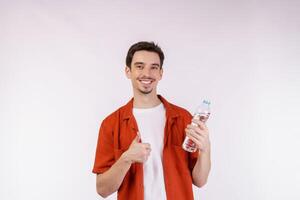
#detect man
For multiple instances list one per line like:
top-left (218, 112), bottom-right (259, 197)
top-left (93, 41), bottom-right (211, 200)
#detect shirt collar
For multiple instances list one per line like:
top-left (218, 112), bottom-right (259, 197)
top-left (122, 95), bottom-right (179, 121)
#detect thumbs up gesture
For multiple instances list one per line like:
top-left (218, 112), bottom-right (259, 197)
top-left (123, 132), bottom-right (151, 164)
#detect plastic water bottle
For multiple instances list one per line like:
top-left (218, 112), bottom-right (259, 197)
top-left (182, 100), bottom-right (211, 152)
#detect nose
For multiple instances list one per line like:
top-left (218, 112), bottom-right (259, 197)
top-left (142, 67), bottom-right (151, 77)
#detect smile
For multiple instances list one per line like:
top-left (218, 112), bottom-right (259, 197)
top-left (140, 80), bottom-right (152, 84)
top-left (139, 79), bottom-right (154, 85)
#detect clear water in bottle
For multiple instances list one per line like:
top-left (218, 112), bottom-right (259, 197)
top-left (182, 100), bottom-right (211, 152)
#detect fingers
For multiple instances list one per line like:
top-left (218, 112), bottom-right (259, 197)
top-left (131, 132), bottom-right (141, 145)
top-left (186, 132), bottom-right (204, 150)
top-left (186, 128), bottom-right (206, 149)
top-left (132, 132), bottom-right (151, 149)
top-left (143, 143), bottom-right (151, 150)
top-left (186, 122), bottom-right (211, 152)
top-left (128, 138), bottom-right (151, 163)
top-left (185, 127), bottom-right (205, 141)
top-left (187, 124), bottom-right (209, 138)
top-left (133, 144), bottom-right (151, 163)
top-left (191, 119), bottom-right (208, 131)
top-left (135, 132), bottom-right (141, 142)
top-left (128, 132), bottom-right (153, 163)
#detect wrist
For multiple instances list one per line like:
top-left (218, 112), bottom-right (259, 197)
top-left (202, 141), bottom-right (211, 154)
top-left (200, 148), bottom-right (211, 156)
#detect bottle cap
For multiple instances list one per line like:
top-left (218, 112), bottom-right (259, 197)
top-left (203, 100), bottom-right (211, 105)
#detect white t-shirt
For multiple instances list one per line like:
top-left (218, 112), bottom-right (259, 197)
top-left (133, 103), bottom-right (167, 200)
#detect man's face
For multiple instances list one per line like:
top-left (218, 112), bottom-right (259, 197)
top-left (125, 50), bottom-right (163, 95)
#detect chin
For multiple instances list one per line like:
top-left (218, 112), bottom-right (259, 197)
top-left (139, 89), bottom-right (153, 95)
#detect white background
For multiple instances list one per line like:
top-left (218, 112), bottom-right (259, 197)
top-left (1, 0), bottom-right (299, 200)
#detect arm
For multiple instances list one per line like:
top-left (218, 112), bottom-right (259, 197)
top-left (96, 134), bottom-right (151, 198)
top-left (185, 119), bottom-right (211, 187)
top-left (191, 148), bottom-right (211, 187)
top-left (96, 153), bottom-right (132, 198)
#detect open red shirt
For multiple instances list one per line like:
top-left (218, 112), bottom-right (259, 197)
top-left (93, 95), bottom-right (199, 200)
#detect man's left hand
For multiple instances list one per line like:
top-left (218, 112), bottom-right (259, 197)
top-left (185, 118), bottom-right (210, 154)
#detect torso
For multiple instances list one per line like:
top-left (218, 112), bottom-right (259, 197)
top-left (133, 103), bottom-right (167, 200)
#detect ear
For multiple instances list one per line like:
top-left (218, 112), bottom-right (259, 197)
top-left (158, 67), bottom-right (163, 80)
top-left (125, 66), bottom-right (131, 79)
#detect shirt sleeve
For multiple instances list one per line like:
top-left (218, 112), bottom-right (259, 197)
top-left (92, 120), bottom-right (115, 174)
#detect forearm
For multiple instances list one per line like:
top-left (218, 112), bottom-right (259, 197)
top-left (96, 153), bottom-right (132, 198)
top-left (192, 150), bottom-right (211, 187)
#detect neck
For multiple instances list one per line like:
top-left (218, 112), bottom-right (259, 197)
top-left (133, 91), bottom-right (161, 109)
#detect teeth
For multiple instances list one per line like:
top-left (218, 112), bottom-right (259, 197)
top-left (140, 80), bottom-right (151, 84)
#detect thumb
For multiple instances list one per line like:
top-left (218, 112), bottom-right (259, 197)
top-left (132, 132), bottom-right (141, 143)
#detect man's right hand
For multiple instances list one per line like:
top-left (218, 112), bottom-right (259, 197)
top-left (122, 132), bottom-right (151, 164)
top-left (96, 132), bottom-right (150, 198)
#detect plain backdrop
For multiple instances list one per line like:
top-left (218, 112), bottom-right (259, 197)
top-left (1, 0), bottom-right (299, 200)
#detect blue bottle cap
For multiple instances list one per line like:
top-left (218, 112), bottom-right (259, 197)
top-left (203, 100), bottom-right (211, 105)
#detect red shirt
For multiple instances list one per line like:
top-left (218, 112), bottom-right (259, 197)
top-left (93, 95), bottom-right (199, 200)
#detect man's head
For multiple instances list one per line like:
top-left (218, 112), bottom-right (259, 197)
top-left (125, 41), bottom-right (164, 95)
top-left (126, 41), bottom-right (164, 69)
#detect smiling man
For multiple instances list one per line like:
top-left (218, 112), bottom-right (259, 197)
top-left (92, 41), bottom-right (211, 200)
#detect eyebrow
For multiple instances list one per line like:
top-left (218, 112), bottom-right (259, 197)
top-left (151, 63), bottom-right (160, 67)
top-left (133, 62), bottom-right (160, 66)
top-left (133, 62), bottom-right (145, 65)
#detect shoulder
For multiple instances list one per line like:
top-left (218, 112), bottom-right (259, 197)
top-left (101, 107), bottom-right (121, 125)
top-left (168, 102), bottom-right (192, 119)
top-left (101, 103), bottom-right (128, 126)
top-left (160, 95), bottom-right (192, 119)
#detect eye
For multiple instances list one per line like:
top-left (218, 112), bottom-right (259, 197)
top-left (136, 65), bottom-right (143, 69)
top-left (151, 66), bottom-right (159, 70)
